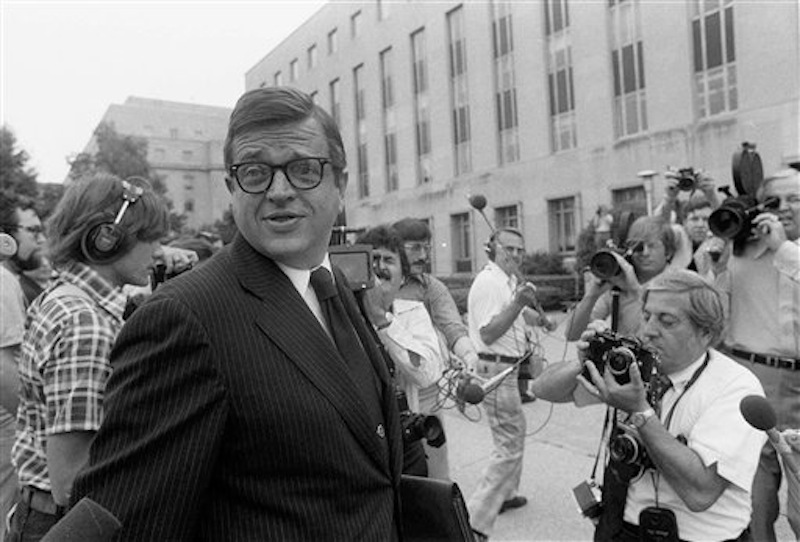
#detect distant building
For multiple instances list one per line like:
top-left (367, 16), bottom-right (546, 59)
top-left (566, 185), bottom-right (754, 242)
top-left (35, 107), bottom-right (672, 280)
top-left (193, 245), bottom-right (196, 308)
top-left (84, 97), bottom-right (232, 231)
top-left (246, 0), bottom-right (799, 275)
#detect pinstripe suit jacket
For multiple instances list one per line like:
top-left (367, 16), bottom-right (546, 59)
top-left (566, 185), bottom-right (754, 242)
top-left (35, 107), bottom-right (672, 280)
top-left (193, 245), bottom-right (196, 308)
top-left (72, 234), bottom-right (403, 541)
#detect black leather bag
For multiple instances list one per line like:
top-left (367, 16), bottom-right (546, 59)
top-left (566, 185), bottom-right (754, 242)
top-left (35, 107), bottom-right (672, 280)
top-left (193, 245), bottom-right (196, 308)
top-left (400, 475), bottom-right (473, 542)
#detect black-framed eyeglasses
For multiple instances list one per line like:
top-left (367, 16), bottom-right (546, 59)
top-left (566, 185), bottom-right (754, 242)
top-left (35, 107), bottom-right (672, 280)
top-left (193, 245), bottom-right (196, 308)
top-left (229, 157), bottom-right (332, 194)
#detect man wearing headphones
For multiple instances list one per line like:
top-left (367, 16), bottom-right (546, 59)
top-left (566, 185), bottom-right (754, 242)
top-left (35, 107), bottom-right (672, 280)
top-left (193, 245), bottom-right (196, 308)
top-left (6, 173), bottom-right (172, 541)
top-left (466, 228), bottom-right (553, 541)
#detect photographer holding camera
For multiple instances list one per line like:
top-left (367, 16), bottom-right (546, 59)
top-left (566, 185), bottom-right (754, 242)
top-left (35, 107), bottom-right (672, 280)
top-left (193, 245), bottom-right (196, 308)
top-left (705, 168), bottom-right (800, 541)
top-left (656, 168), bottom-right (720, 225)
top-left (356, 225), bottom-right (448, 477)
top-left (566, 216), bottom-right (677, 341)
top-left (534, 269), bottom-right (765, 541)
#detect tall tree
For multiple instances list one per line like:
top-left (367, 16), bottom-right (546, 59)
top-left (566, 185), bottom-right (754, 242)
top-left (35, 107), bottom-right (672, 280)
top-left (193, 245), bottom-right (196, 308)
top-left (68, 122), bottom-right (184, 233)
top-left (0, 125), bottom-right (38, 198)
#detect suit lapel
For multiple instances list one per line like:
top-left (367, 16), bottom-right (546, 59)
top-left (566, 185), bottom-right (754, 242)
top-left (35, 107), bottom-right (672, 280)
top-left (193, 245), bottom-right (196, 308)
top-left (230, 236), bottom-right (391, 473)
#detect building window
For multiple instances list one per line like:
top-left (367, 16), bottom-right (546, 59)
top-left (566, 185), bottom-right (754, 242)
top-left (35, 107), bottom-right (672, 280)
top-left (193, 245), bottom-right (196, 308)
top-left (380, 47), bottom-right (398, 193)
top-left (354, 64), bottom-right (369, 198)
top-left (692, 0), bottom-right (736, 117)
top-left (447, 6), bottom-right (472, 175)
top-left (492, 0), bottom-right (520, 165)
top-left (307, 44), bottom-right (317, 69)
top-left (545, 0), bottom-right (577, 152)
top-left (451, 213), bottom-right (473, 274)
top-left (411, 28), bottom-right (432, 185)
top-left (290, 59), bottom-right (299, 82)
top-left (612, 185), bottom-right (647, 215)
top-left (182, 150), bottom-right (193, 161)
top-left (184, 198), bottom-right (195, 214)
top-left (274, 71), bottom-right (283, 86)
top-left (610, 0), bottom-right (647, 137)
top-left (329, 78), bottom-right (341, 127)
top-left (170, 128), bottom-right (179, 139)
top-left (328, 28), bottom-right (338, 55)
top-left (495, 204), bottom-right (520, 230)
top-left (548, 197), bottom-right (576, 254)
top-left (351, 10), bottom-right (362, 38)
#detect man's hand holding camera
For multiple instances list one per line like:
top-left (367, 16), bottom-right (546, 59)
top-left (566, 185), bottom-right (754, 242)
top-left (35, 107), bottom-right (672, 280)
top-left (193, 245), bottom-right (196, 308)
top-left (575, 323), bottom-right (650, 415)
top-left (584, 250), bottom-right (640, 298)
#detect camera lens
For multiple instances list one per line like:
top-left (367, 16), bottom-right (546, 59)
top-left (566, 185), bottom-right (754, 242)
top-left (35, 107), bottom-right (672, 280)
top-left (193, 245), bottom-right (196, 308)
top-left (678, 176), bottom-right (696, 191)
top-left (610, 433), bottom-right (640, 465)
top-left (708, 207), bottom-right (745, 239)
top-left (590, 250), bottom-right (621, 280)
top-left (606, 347), bottom-right (636, 384)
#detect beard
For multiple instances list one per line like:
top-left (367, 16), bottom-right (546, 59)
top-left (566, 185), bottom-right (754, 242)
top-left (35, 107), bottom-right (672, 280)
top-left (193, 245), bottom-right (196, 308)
top-left (12, 250), bottom-right (42, 272)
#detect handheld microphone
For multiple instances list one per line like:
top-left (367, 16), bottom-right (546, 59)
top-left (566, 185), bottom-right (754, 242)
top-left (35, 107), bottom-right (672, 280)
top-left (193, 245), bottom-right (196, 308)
top-left (41, 497), bottom-right (122, 542)
top-left (740, 395), bottom-right (800, 478)
top-left (456, 354), bottom-right (530, 404)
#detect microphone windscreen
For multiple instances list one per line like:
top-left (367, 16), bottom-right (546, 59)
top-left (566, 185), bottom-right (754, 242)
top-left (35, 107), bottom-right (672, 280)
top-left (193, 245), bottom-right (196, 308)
top-left (468, 194), bottom-right (487, 211)
top-left (459, 382), bottom-right (485, 405)
top-left (41, 497), bottom-right (122, 542)
top-left (740, 394), bottom-right (777, 431)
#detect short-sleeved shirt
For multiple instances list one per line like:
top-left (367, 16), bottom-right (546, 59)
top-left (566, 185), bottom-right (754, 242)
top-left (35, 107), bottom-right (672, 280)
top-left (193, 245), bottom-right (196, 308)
top-left (467, 261), bottom-right (528, 357)
top-left (12, 262), bottom-right (126, 491)
top-left (624, 349), bottom-right (766, 540)
top-left (1, 264), bottom-right (26, 427)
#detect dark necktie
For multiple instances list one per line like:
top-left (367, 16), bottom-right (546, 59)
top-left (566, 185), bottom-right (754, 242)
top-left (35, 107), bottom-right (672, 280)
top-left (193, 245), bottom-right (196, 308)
top-left (309, 267), bottom-right (383, 415)
top-left (651, 374), bottom-right (673, 416)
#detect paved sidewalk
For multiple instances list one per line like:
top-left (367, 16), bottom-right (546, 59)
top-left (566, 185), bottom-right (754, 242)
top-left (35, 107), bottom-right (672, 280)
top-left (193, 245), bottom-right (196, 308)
top-left (439, 312), bottom-right (794, 541)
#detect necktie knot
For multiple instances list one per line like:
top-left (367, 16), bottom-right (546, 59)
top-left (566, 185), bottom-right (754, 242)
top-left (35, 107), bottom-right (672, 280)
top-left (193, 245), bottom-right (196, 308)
top-left (653, 374), bottom-right (673, 401)
top-left (310, 267), bottom-right (337, 301)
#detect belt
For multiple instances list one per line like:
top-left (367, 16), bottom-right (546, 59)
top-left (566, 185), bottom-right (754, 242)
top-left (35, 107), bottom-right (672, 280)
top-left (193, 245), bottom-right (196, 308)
top-left (20, 486), bottom-right (63, 517)
top-left (731, 348), bottom-right (800, 371)
top-left (478, 353), bottom-right (518, 364)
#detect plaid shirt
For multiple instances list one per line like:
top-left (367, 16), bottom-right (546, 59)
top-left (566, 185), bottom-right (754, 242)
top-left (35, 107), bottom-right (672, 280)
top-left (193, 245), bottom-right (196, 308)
top-left (12, 262), bottom-right (126, 491)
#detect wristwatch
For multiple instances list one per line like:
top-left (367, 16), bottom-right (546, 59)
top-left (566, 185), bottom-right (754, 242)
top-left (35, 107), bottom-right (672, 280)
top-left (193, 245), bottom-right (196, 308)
top-left (630, 407), bottom-right (657, 429)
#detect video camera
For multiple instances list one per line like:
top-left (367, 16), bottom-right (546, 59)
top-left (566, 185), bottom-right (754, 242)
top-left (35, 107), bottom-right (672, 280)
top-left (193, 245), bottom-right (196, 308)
top-left (707, 141), bottom-right (772, 252)
top-left (589, 240), bottom-right (642, 281)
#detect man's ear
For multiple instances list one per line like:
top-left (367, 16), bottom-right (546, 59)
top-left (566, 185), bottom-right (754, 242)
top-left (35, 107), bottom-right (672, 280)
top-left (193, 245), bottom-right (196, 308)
top-left (224, 176), bottom-right (235, 194)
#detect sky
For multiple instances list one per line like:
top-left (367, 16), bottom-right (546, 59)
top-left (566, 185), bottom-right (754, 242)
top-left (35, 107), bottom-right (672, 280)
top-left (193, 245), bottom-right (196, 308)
top-left (1, 0), bottom-right (327, 184)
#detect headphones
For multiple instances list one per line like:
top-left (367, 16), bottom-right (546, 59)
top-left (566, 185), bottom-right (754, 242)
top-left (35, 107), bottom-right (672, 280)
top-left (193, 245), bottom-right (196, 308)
top-left (0, 232), bottom-right (17, 259)
top-left (484, 236), bottom-right (497, 259)
top-left (81, 180), bottom-right (145, 264)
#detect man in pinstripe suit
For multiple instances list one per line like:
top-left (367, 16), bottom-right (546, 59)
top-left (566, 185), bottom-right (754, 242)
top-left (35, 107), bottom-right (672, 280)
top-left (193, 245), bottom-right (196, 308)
top-left (71, 87), bottom-right (403, 541)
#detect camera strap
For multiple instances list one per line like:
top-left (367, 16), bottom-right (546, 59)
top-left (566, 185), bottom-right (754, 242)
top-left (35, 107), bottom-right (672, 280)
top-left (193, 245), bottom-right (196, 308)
top-left (652, 351), bottom-right (711, 507)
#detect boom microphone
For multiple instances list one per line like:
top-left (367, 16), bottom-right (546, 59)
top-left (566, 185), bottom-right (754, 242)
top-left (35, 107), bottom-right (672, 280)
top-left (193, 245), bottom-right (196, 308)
top-left (41, 497), bottom-right (122, 542)
top-left (740, 395), bottom-right (800, 478)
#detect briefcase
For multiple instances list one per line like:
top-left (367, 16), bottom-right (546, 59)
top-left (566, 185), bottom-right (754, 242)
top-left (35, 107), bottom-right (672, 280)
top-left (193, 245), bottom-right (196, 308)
top-left (400, 474), bottom-right (474, 542)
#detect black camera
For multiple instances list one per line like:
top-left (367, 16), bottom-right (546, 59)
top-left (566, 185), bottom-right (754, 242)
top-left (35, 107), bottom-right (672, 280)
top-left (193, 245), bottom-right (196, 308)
top-left (150, 263), bottom-right (192, 289)
top-left (397, 389), bottom-right (445, 448)
top-left (670, 167), bottom-right (698, 191)
top-left (582, 329), bottom-right (659, 385)
top-left (589, 241), bottom-right (642, 280)
top-left (609, 422), bottom-right (654, 474)
top-left (708, 195), bottom-right (780, 242)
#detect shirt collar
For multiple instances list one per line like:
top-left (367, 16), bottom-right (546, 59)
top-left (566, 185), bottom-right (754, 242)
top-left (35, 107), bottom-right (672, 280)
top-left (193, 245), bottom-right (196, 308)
top-left (58, 261), bottom-right (127, 322)
top-left (665, 350), bottom-right (708, 388)
top-left (276, 255), bottom-right (332, 296)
